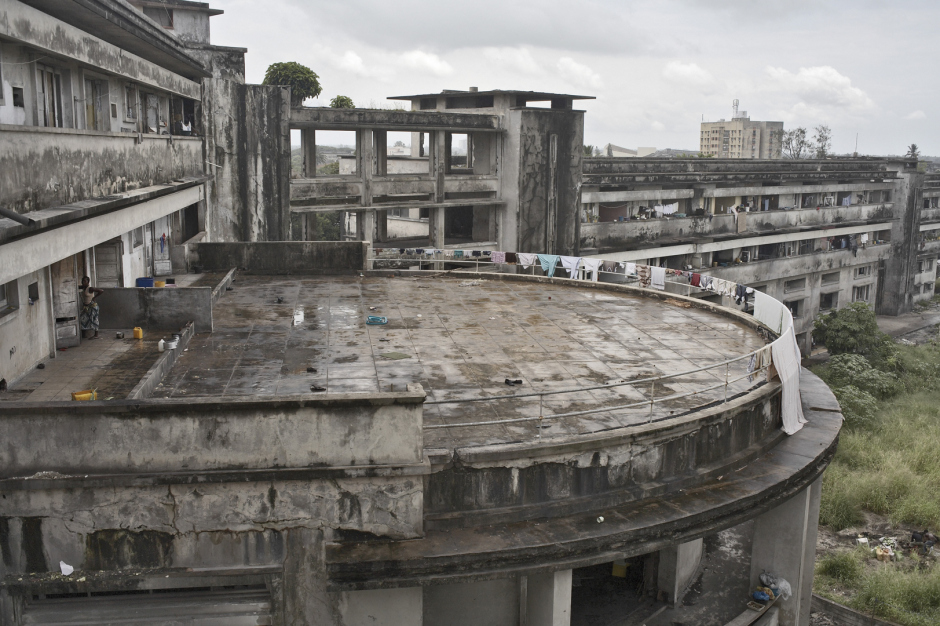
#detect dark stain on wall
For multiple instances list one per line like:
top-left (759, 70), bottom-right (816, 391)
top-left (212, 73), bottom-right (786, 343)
top-left (85, 529), bottom-right (174, 570)
top-left (0, 517), bottom-right (12, 566)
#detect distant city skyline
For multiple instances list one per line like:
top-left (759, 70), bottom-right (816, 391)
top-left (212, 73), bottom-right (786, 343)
top-left (213, 0), bottom-right (936, 156)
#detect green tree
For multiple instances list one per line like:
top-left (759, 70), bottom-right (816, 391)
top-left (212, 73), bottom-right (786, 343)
top-left (775, 127), bottom-right (811, 159)
top-left (583, 145), bottom-right (595, 157)
top-left (813, 302), bottom-right (899, 369)
top-left (907, 143), bottom-right (920, 159)
top-left (263, 62), bottom-right (322, 107)
top-left (330, 95), bottom-right (355, 109)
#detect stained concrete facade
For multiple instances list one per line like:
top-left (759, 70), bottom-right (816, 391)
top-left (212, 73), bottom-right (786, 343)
top-left (579, 158), bottom-right (926, 353)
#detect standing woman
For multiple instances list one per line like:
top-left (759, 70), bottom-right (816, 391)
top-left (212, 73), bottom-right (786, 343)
top-left (79, 276), bottom-right (104, 339)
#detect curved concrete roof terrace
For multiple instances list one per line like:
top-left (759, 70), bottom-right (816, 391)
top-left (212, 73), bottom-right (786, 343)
top-left (156, 273), bottom-right (771, 452)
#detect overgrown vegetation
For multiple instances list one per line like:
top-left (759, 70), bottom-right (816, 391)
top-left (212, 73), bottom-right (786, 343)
top-left (330, 95), bottom-right (355, 109)
top-left (813, 304), bottom-right (940, 625)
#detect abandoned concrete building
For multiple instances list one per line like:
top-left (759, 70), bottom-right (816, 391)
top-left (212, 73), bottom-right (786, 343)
top-left (0, 1), bottom-right (933, 626)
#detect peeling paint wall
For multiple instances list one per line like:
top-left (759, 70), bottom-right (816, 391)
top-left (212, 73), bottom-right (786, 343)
top-left (0, 268), bottom-right (53, 386)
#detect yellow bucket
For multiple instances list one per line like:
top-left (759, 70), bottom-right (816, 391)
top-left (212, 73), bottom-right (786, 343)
top-left (611, 560), bottom-right (628, 578)
top-left (71, 389), bottom-right (97, 401)
top-left (154, 281), bottom-right (166, 288)
top-left (133, 327), bottom-right (143, 339)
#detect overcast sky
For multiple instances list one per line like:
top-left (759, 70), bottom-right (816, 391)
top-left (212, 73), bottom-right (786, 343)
top-left (210, 0), bottom-right (938, 156)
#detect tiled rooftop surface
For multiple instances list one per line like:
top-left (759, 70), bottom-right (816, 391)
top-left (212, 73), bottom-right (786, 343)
top-left (154, 275), bottom-right (768, 448)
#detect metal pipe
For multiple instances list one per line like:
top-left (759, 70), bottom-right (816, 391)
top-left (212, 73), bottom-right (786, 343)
top-left (0, 207), bottom-right (34, 226)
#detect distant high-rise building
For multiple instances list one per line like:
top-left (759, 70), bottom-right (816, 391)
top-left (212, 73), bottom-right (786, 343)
top-left (700, 100), bottom-right (783, 159)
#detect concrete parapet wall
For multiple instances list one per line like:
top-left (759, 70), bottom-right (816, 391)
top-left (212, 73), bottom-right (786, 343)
top-left (191, 241), bottom-right (369, 273)
top-left (95, 286), bottom-right (213, 333)
top-left (0, 391), bottom-right (425, 479)
top-left (810, 595), bottom-right (902, 626)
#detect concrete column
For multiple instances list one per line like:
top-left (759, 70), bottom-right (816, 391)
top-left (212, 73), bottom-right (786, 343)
top-left (424, 578), bottom-right (519, 626)
top-left (429, 207), bottom-right (445, 248)
top-left (525, 569), bottom-right (572, 626)
top-left (358, 210), bottom-right (375, 243)
top-left (338, 587), bottom-right (422, 626)
top-left (750, 478), bottom-right (822, 626)
top-left (301, 128), bottom-right (316, 177)
top-left (658, 538), bottom-right (703, 605)
top-left (373, 130), bottom-right (388, 176)
top-left (376, 209), bottom-right (388, 242)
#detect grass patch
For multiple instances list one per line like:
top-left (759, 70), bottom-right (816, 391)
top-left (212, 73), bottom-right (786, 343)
top-left (814, 342), bottom-right (940, 625)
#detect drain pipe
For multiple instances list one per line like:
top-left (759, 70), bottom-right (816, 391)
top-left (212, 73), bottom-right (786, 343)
top-left (0, 207), bottom-right (36, 226)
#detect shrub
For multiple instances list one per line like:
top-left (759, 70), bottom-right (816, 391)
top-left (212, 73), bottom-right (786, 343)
top-left (823, 354), bottom-right (900, 399)
top-left (330, 95), bottom-right (355, 109)
top-left (831, 385), bottom-right (879, 425)
top-left (814, 302), bottom-right (900, 369)
top-left (817, 550), bottom-right (864, 584)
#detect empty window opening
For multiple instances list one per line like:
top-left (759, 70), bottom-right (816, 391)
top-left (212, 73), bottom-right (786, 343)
top-left (855, 266), bottom-right (872, 279)
top-left (785, 278), bottom-right (806, 292)
top-left (444, 206), bottom-right (474, 243)
top-left (37, 65), bottom-right (63, 128)
top-left (820, 292), bottom-right (838, 311)
top-left (821, 272), bottom-right (840, 285)
top-left (313, 130), bottom-right (357, 175)
top-left (785, 299), bottom-right (803, 318)
top-left (798, 239), bottom-right (815, 255)
top-left (124, 84), bottom-right (139, 122)
top-left (84, 77), bottom-right (106, 131)
top-left (12, 87), bottom-right (24, 108)
top-left (917, 259), bottom-right (934, 273)
top-left (27, 281), bottom-right (39, 304)
top-left (170, 96), bottom-right (197, 135)
top-left (447, 133), bottom-right (472, 172)
top-left (419, 97), bottom-right (437, 110)
top-left (853, 285), bottom-right (871, 302)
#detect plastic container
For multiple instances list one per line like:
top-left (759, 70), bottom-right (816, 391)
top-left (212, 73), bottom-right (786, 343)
top-left (133, 327), bottom-right (143, 339)
top-left (165, 278), bottom-right (176, 285)
top-left (71, 389), bottom-right (97, 401)
top-left (136, 277), bottom-right (155, 288)
top-left (158, 339), bottom-right (165, 352)
top-left (167, 340), bottom-right (178, 350)
top-left (154, 280), bottom-right (166, 288)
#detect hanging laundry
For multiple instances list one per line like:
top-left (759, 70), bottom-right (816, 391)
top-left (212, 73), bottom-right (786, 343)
top-left (747, 344), bottom-right (773, 382)
top-left (582, 258), bottom-right (603, 282)
top-left (506, 252), bottom-right (517, 264)
top-left (625, 262), bottom-right (637, 276)
top-left (691, 273), bottom-right (702, 287)
top-left (491, 251), bottom-right (506, 264)
top-left (860, 233), bottom-right (869, 244)
top-left (444, 250), bottom-right (454, 258)
top-left (538, 254), bottom-right (561, 277)
top-left (754, 291), bottom-right (784, 334)
top-left (454, 250), bottom-right (464, 258)
top-left (651, 266), bottom-right (666, 290)
top-left (637, 265), bottom-right (651, 288)
top-left (772, 327), bottom-right (808, 435)
top-left (560, 256), bottom-right (582, 278)
top-left (471, 251), bottom-right (482, 257)
top-left (517, 252), bottom-right (537, 268)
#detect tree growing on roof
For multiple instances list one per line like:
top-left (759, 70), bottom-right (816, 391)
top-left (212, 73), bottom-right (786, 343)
top-left (330, 95), bottom-right (355, 109)
top-left (813, 125), bottom-right (832, 158)
top-left (263, 62), bottom-right (322, 107)
top-left (907, 144), bottom-right (920, 159)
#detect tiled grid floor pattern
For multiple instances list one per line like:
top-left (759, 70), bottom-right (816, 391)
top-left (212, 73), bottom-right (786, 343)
top-left (154, 276), bottom-right (768, 449)
top-left (6, 332), bottom-right (163, 402)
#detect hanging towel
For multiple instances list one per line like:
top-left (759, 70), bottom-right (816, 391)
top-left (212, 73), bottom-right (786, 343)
top-left (454, 250), bottom-right (464, 258)
top-left (625, 262), bottom-right (637, 276)
top-left (560, 256), bottom-right (582, 278)
top-left (517, 253), bottom-right (538, 269)
top-left (691, 273), bottom-right (701, 287)
top-left (538, 254), bottom-right (560, 277)
top-left (772, 327), bottom-right (808, 435)
top-left (506, 252), bottom-right (517, 264)
top-left (754, 291), bottom-right (784, 334)
top-left (491, 251), bottom-right (506, 264)
top-left (444, 250), bottom-right (454, 258)
top-left (582, 258), bottom-right (603, 282)
top-left (471, 251), bottom-right (482, 257)
top-left (650, 266), bottom-right (666, 290)
top-left (747, 344), bottom-right (773, 382)
top-left (637, 265), bottom-right (651, 288)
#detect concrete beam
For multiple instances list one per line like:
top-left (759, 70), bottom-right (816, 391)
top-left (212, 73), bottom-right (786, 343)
top-left (0, 184), bottom-right (203, 286)
top-left (0, 0), bottom-right (201, 99)
top-left (702, 182), bottom-right (894, 198)
top-left (582, 189), bottom-right (695, 203)
top-left (290, 107), bottom-right (501, 132)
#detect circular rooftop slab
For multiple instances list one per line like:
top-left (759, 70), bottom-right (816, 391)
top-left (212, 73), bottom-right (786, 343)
top-left (157, 274), bottom-right (769, 449)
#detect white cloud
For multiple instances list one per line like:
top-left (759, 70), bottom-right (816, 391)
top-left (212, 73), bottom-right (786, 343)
top-left (764, 66), bottom-right (875, 113)
top-left (483, 47), bottom-right (543, 75)
top-left (651, 121), bottom-right (666, 131)
top-left (906, 110), bottom-right (926, 120)
top-left (336, 50), bottom-right (385, 79)
top-left (398, 51), bottom-right (453, 77)
top-left (557, 57), bottom-right (603, 90)
top-left (662, 61), bottom-right (713, 87)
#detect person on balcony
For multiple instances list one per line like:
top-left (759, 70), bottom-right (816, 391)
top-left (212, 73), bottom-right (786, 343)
top-left (79, 276), bottom-right (104, 340)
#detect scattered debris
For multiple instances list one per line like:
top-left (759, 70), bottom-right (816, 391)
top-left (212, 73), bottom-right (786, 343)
top-left (306, 367), bottom-right (318, 373)
top-left (37, 363), bottom-right (45, 369)
top-left (310, 385), bottom-right (326, 392)
top-left (666, 298), bottom-right (693, 308)
top-left (59, 562), bottom-right (74, 576)
top-left (504, 379), bottom-right (523, 386)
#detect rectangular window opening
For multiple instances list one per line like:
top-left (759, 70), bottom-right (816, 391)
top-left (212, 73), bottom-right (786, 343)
top-left (785, 278), bottom-right (807, 292)
top-left (820, 292), bottom-right (838, 311)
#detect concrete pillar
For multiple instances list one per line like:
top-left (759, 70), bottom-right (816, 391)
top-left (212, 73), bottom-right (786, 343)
top-left (301, 128), bottom-right (316, 177)
top-left (750, 478), bottom-right (822, 626)
top-left (525, 570), bottom-right (572, 626)
top-left (429, 207), bottom-right (445, 248)
top-left (373, 130), bottom-right (388, 176)
top-left (358, 210), bottom-right (375, 243)
top-left (658, 538), bottom-right (703, 605)
top-left (338, 587), bottom-right (422, 626)
top-left (376, 209), bottom-right (388, 242)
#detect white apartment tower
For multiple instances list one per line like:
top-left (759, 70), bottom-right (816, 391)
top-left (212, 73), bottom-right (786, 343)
top-left (700, 100), bottom-right (783, 159)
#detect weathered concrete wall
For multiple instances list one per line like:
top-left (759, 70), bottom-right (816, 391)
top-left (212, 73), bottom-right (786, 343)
top-left (0, 127), bottom-right (203, 214)
top-left (424, 578), bottom-right (520, 626)
top-left (879, 164), bottom-right (923, 315)
top-left (191, 241), bottom-right (369, 273)
top-left (509, 109), bottom-right (584, 255)
top-left (0, 268), bottom-right (53, 386)
top-left (95, 287), bottom-right (213, 333)
top-left (194, 45), bottom-right (290, 242)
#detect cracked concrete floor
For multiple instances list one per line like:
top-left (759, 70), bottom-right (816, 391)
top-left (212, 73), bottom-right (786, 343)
top-left (154, 275), bottom-right (767, 449)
